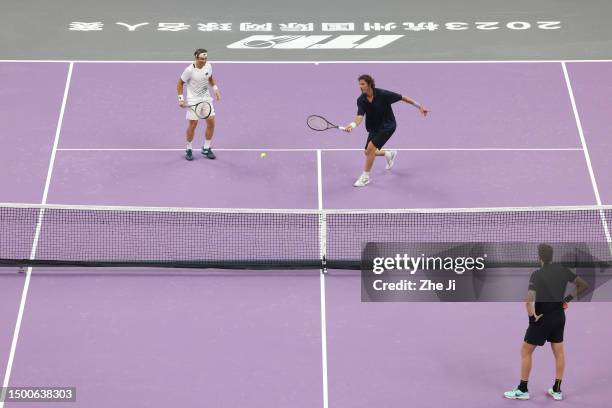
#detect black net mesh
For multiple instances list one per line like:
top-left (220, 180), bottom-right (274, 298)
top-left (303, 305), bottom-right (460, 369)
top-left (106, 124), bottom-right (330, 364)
top-left (1, 204), bottom-right (611, 270)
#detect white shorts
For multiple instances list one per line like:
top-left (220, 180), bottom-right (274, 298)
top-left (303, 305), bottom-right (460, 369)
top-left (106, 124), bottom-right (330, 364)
top-left (186, 100), bottom-right (216, 121)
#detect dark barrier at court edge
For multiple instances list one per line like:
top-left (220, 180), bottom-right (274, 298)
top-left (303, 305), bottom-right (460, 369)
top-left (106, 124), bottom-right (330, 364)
top-left (360, 242), bottom-right (612, 302)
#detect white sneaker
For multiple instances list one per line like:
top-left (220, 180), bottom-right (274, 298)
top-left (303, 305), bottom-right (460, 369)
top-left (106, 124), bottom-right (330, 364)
top-left (503, 388), bottom-right (530, 400)
top-left (353, 174), bottom-right (370, 187)
top-left (547, 388), bottom-right (563, 401)
top-left (385, 150), bottom-right (397, 170)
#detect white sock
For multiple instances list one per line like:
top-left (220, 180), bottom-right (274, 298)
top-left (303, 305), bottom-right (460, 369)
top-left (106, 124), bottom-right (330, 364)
top-left (362, 171), bottom-right (370, 177)
top-left (186, 142), bottom-right (193, 150)
top-left (203, 139), bottom-right (212, 150)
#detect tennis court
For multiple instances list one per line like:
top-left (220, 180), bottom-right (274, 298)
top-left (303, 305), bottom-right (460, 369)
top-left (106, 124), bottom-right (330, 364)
top-left (2, 1), bottom-right (612, 406)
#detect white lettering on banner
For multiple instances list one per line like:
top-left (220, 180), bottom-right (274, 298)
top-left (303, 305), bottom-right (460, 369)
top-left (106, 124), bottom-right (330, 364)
top-left (403, 22), bottom-right (440, 31)
top-left (69, 22), bottom-right (104, 31)
top-left (198, 23), bottom-right (233, 31)
top-left (226, 35), bottom-right (404, 49)
top-left (444, 22), bottom-right (469, 31)
top-left (475, 22), bottom-right (499, 30)
top-left (321, 22), bottom-right (355, 31)
top-left (116, 22), bottom-right (150, 31)
top-left (279, 23), bottom-right (314, 32)
top-left (158, 22), bottom-right (191, 31)
top-left (240, 23), bottom-right (273, 32)
top-left (507, 21), bottom-right (531, 30)
top-left (363, 22), bottom-right (397, 32)
top-left (537, 21), bottom-right (561, 29)
top-left (67, 20), bottom-right (563, 33)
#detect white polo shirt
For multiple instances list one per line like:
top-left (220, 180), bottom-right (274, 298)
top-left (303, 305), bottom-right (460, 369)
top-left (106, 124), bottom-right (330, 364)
top-left (180, 63), bottom-right (213, 104)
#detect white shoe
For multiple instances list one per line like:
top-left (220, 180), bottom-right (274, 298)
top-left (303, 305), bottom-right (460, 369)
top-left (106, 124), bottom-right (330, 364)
top-left (353, 174), bottom-right (370, 187)
top-left (547, 388), bottom-right (563, 401)
top-left (503, 388), bottom-right (530, 400)
top-left (385, 150), bottom-right (397, 170)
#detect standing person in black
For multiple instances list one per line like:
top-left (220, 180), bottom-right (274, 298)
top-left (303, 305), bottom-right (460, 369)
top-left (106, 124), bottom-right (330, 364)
top-left (343, 74), bottom-right (430, 187)
top-left (504, 244), bottom-right (589, 401)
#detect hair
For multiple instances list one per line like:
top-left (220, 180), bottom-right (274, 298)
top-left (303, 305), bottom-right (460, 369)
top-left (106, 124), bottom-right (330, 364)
top-left (194, 48), bottom-right (208, 58)
top-left (538, 243), bottom-right (554, 264)
top-left (358, 74), bottom-right (375, 88)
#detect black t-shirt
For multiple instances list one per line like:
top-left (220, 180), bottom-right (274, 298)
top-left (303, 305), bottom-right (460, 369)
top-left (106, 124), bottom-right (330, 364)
top-left (357, 88), bottom-right (403, 132)
top-left (528, 264), bottom-right (576, 314)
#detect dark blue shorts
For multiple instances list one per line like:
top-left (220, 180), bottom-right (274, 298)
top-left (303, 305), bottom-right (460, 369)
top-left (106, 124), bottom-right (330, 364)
top-left (524, 310), bottom-right (566, 346)
top-left (365, 128), bottom-right (396, 149)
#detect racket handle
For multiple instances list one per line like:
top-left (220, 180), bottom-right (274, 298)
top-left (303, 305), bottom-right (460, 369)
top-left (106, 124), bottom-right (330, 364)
top-left (338, 126), bottom-right (346, 131)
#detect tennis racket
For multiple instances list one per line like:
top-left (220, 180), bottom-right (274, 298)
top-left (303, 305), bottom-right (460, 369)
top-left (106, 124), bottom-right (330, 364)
top-left (185, 101), bottom-right (212, 119)
top-left (307, 115), bottom-right (346, 131)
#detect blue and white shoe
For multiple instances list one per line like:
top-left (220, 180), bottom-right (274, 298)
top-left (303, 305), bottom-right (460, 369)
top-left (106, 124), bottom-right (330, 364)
top-left (201, 147), bottom-right (216, 159)
top-left (185, 149), bottom-right (193, 161)
top-left (504, 388), bottom-right (530, 400)
top-left (547, 388), bottom-right (563, 401)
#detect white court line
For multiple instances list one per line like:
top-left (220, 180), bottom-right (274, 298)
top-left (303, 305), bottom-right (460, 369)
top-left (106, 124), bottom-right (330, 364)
top-left (561, 62), bottom-right (612, 252)
top-left (0, 62), bottom-right (74, 407)
top-left (56, 147), bottom-right (583, 152)
top-left (317, 149), bottom-right (329, 408)
top-left (0, 60), bottom-right (611, 64)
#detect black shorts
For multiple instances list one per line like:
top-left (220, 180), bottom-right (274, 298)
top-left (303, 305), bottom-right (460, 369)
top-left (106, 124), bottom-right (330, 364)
top-left (365, 128), bottom-right (395, 150)
top-left (524, 310), bottom-right (566, 346)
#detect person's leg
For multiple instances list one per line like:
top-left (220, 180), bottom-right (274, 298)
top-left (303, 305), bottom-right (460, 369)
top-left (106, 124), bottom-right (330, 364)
top-left (186, 120), bottom-right (198, 144)
top-left (547, 342), bottom-right (565, 400)
top-left (520, 341), bottom-right (537, 382)
top-left (185, 120), bottom-right (198, 160)
top-left (374, 149), bottom-right (386, 156)
top-left (551, 342), bottom-right (565, 381)
top-left (363, 141), bottom-right (378, 172)
top-left (504, 341), bottom-right (537, 400)
top-left (372, 129), bottom-right (397, 170)
top-left (202, 115), bottom-right (216, 159)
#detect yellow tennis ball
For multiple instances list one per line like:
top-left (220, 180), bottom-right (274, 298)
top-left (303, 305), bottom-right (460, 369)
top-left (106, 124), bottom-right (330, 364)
top-left (260, 152), bottom-right (267, 159)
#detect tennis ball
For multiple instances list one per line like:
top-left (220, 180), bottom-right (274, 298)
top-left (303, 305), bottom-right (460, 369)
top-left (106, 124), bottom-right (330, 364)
top-left (260, 152), bottom-right (267, 159)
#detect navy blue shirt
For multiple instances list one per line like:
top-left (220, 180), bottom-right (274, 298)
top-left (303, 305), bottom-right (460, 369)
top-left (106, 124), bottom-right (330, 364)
top-left (357, 88), bottom-right (403, 132)
top-left (528, 264), bottom-right (576, 314)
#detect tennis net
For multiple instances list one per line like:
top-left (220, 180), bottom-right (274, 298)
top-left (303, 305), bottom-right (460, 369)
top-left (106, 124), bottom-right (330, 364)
top-left (1, 203), bottom-right (611, 270)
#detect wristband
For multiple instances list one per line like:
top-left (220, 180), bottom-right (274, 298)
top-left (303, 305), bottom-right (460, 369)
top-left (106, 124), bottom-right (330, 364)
top-left (563, 295), bottom-right (574, 303)
top-left (178, 95), bottom-right (184, 102)
top-left (350, 122), bottom-right (357, 129)
top-left (213, 85), bottom-right (219, 91)
top-left (413, 101), bottom-right (422, 109)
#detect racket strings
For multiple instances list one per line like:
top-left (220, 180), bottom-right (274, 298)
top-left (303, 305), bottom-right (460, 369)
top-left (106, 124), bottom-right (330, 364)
top-left (195, 102), bottom-right (211, 118)
top-left (307, 115), bottom-right (330, 131)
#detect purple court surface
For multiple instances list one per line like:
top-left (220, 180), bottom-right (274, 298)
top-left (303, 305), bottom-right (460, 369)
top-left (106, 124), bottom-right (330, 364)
top-left (1, 61), bottom-right (612, 407)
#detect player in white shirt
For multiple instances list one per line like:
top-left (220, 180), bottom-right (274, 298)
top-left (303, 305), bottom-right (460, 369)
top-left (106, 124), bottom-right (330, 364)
top-left (177, 48), bottom-right (221, 161)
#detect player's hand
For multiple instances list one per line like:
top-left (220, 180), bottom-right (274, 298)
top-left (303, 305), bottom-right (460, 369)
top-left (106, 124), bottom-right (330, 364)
top-left (179, 100), bottom-right (185, 108)
top-left (563, 302), bottom-right (569, 310)
top-left (214, 89), bottom-right (221, 101)
top-left (420, 106), bottom-right (430, 116)
top-left (344, 125), bottom-right (353, 133)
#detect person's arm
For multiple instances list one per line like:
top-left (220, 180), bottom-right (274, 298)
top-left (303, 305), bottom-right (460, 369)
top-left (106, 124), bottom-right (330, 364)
top-left (563, 276), bottom-right (589, 308)
top-left (526, 289), bottom-right (543, 323)
top-left (177, 79), bottom-right (185, 107)
top-left (344, 115), bottom-right (364, 133)
top-left (401, 95), bottom-right (430, 116)
top-left (209, 75), bottom-right (220, 101)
